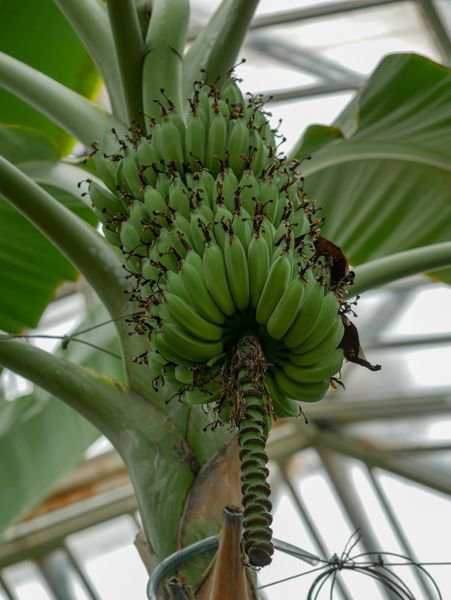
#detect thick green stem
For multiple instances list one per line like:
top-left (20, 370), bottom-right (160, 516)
top-left (0, 336), bottom-right (196, 558)
top-left (107, 0), bottom-right (145, 127)
top-left (54, 0), bottom-right (127, 122)
top-left (184, 0), bottom-right (259, 95)
top-left (7, 157), bottom-right (155, 389)
top-left (0, 51), bottom-right (124, 146)
top-left (0, 157), bottom-right (125, 317)
top-left (18, 160), bottom-right (100, 205)
top-left (351, 242), bottom-right (451, 296)
top-left (142, 0), bottom-right (190, 121)
top-left (0, 336), bottom-right (126, 438)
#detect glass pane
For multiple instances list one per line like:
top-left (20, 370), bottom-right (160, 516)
top-left (3, 563), bottom-right (51, 600)
top-left (379, 472), bottom-right (451, 594)
top-left (387, 284), bottom-right (451, 337)
top-left (67, 516), bottom-right (147, 600)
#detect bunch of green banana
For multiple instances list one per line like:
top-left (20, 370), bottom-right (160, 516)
top-left (88, 75), bottom-right (347, 414)
top-left (88, 74), bottom-right (367, 568)
top-left (145, 230), bottom-right (345, 410)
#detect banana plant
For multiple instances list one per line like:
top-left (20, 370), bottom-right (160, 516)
top-left (1, 1), bottom-right (451, 597)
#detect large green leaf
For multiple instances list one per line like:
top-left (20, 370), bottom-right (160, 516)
top-left (0, 126), bottom-right (96, 333)
top-left (0, 302), bottom-right (123, 535)
top-left (297, 54), bottom-right (451, 283)
top-left (0, 0), bottom-right (98, 152)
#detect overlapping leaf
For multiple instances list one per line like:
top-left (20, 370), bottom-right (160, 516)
top-left (0, 302), bottom-right (122, 535)
top-left (0, 0), bottom-right (98, 153)
top-left (0, 126), bottom-right (96, 333)
top-left (295, 53), bottom-right (451, 283)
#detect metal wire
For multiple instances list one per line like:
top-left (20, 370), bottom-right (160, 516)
top-left (279, 462), bottom-right (353, 600)
top-left (0, 311), bottom-right (144, 361)
top-left (146, 530), bottom-right (448, 599)
top-left (260, 545), bottom-right (446, 599)
top-left (146, 537), bottom-right (321, 600)
top-left (367, 468), bottom-right (436, 599)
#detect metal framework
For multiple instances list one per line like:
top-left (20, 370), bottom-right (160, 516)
top-left (1, 1), bottom-right (451, 598)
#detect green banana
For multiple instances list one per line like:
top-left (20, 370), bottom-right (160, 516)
top-left (199, 169), bottom-right (218, 212)
top-left (196, 85), bottom-right (212, 118)
top-left (185, 109), bottom-right (206, 167)
top-left (228, 118), bottom-right (249, 176)
top-left (148, 351), bottom-right (167, 378)
top-left (89, 182), bottom-right (127, 218)
top-left (185, 387), bottom-right (220, 406)
top-left (213, 205), bottom-right (233, 249)
top-left (136, 143), bottom-right (158, 188)
top-left (103, 227), bottom-right (121, 246)
top-left (202, 243), bottom-right (235, 317)
top-left (283, 279), bottom-right (324, 349)
top-left (121, 151), bottom-right (143, 200)
top-left (223, 233), bottom-right (250, 311)
top-left (248, 235), bottom-right (270, 307)
top-left (265, 374), bottom-right (300, 418)
top-left (153, 117), bottom-right (185, 167)
top-left (155, 230), bottom-right (179, 272)
top-left (289, 318), bottom-right (344, 366)
top-left (184, 249), bottom-right (204, 272)
top-left (291, 292), bottom-right (340, 354)
top-left (249, 130), bottom-right (268, 176)
top-left (260, 180), bottom-right (279, 222)
top-left (91, 150), bottom-right (119, 192)
top-left (144, 187), bottom-right (170, 227)
top-left (273, 369), bottom-right (330, 403)
top-left (284, 349), bottom-right (343, 384)
top-left (179, 262), bottom-right (225, 325)
top-left (124, 255), bottom-right (142, 275)
top-left (120, 221), bottom-right (141, 253)
top-left (156, 172), bottom-right (171, 198)
top-left (141, 258), bottom-right (159, 283)
top-left (173, 213), bottom-right (192, 244)
top-left (266, 278), bottom-right (305, 340)
top-left (256, 255), bottom-right (292, 325)
top-left (165, 292), bottom-right (223, 342)
top-left (222, 79), bottom-right (245, 106)
top-left (206, 110), bottom-right (228, 175)
top-left (239, 171), bottom-right (259, 215)
top-left (232, 208), bottom-right (252, 250)
top-left (198, 203), bottom-right (214, 222)
top-left (273, 193), bottom-right (287, 227)
top-left (221, 168), bottom-right (239, 211)
top-left (165, 270), bottom-right (191, 303)
top-left (190, 212), bottom-right (209, 255)
top-left (152, 331), bottom-right (194, 366)
top-left (260, 218), bottom-right (275, 250)
top-left (128, 203), bottom-right (154, 244)
top-left (168, 177), bottom-right (190, 219)
top-left (161, 321), bottom-right (223, 362)
top-left (174, 365), bottom-right (194, 385)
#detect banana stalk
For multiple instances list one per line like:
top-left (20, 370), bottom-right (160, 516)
top-left (233, 336), bottom-right (274, 567)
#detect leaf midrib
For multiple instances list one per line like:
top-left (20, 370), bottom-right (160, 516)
top-left (303, 141), bottom-right (451, 177)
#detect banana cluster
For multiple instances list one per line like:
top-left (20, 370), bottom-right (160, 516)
top-left (147, 239), bottom-right (344, 417)
top-left (89, 79), bottom-right (346, 420)
top-left (90, 80), bottom-right (276, 246)
top-left (88, 78), bottom-right (354, 569)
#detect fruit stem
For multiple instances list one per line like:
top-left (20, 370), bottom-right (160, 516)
top-left (232, 336), bottom-right (274, 567)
